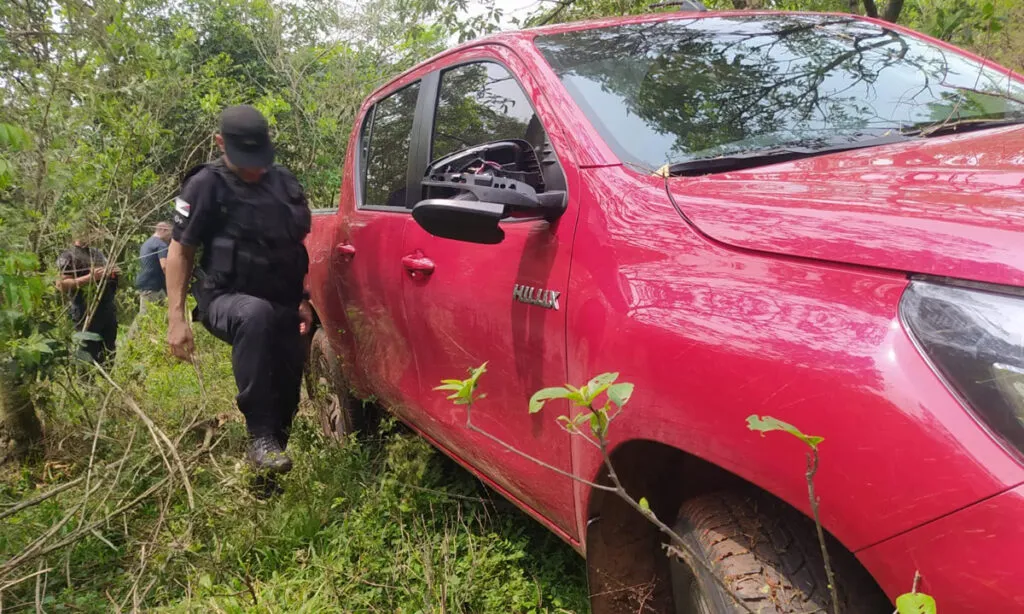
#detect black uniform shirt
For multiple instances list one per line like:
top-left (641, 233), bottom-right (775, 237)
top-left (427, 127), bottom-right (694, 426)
top-left (171, 159), bottom-right (311, 304)
top-left (172, 164), bottom-right (230, 273)
top-left (57, 246), bottom-right (117, 323)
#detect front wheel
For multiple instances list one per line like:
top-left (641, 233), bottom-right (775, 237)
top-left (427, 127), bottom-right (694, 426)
top-left (669, 492), bottom-right (889, 614)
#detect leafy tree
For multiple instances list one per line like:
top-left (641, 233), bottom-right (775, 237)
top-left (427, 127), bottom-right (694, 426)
top-left (0, 0), bottom-right (505, 463)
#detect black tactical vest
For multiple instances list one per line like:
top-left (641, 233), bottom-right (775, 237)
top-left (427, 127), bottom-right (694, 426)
top-left (182, 159), bottom-right (311, 310)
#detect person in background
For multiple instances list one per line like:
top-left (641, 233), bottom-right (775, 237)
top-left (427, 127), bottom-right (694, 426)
top-left (56, 223), bottom-right (120, 364)
top-left (136, 221), bottom-right (172, 310)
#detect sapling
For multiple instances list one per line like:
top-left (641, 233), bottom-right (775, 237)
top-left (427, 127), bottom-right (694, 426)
top-left (437, 366), bottom-right (757, 614)
top-left (748, 415), bottom-right (938, 614)
top-left (747, 414), bottom-right (840, 614)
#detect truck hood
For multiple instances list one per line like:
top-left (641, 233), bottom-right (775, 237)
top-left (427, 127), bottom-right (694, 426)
top-left (667, 126), bottom-right (1024, 288)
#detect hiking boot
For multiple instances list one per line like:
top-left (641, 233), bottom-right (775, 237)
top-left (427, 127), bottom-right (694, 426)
top-left (247, 435), bottom-right (293, 474)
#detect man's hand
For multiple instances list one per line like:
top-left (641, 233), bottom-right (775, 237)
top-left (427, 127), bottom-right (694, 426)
top-left (168, 317), bottom-right (195, 362)
top-left (298, 300), bottom-right (313, 336)
top-left (92, 265), bottom-right (120, 281)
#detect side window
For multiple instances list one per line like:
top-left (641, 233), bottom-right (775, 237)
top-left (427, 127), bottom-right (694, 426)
top-left (362, 81), bottom-right (420, 208)
top-left (357, 106), bottom-right (374, 204)
top-left (433, 62), bottom-right (542, 163)
top-left (429, 61), bottom-right (564, 201)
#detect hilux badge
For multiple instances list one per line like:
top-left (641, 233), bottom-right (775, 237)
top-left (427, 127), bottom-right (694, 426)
top-left (513, 284), bottom-right (560, 310)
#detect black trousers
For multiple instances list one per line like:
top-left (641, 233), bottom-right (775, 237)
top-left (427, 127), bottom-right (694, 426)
top-left (75, 309), bottom-right (117, 364)
top-left (204, 293), bottom-right (304, 444)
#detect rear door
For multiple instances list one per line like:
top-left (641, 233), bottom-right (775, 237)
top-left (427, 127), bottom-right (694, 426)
top-left (400, 49), bottom-right (581, 537)
top-left (329, 81), bottom-right (422, 411)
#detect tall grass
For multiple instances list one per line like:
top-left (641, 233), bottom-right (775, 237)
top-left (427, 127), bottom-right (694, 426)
top-left (0, 308), bottom-right (588, 613)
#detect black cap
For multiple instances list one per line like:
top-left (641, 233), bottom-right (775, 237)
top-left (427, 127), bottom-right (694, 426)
top-left (219, 105), bottom-right (274, 169)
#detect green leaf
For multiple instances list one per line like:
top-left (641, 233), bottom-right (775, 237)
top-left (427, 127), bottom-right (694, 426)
top-left (607, 383), bottom-right (634, 408)
top-left (572, 412), bottom-right (592, 426)
top-left (587, 373), bottom-right (619, 389)
top-left (638, 497), bottom-right (650, 512)
top-left (746, 415), bottom-right (824, 449)
top-left (468, 362), bottom-right (488, 379)
top-left (529, 387), bottom-right (572, 413)
top-left (584, 372), bottom-right (619, 401)
top-left (896, 593), bottom-right (937, 614)
top-left (73, 331), bottom-right (103, 343)
top-left (564, 389), bottom-right (586, 406)
top-left (435, 363), bottom-right (488, 406)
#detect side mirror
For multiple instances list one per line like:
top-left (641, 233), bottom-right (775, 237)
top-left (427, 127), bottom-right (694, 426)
top-left (412, 199), bottom-right (507, 245)
top-left (412, 172), bottom-right (565, 245)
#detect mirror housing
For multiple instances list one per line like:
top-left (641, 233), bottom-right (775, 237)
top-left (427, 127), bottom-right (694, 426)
top-left (411, 172), bottom-right (566, 244)
top-left (411, 199), bottom-right (507, 245)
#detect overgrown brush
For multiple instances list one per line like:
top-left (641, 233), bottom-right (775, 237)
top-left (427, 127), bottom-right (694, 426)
top-left (0, 310), bottom-right (587, 613)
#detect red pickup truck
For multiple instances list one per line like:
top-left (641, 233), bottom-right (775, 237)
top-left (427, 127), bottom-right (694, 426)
top-left (304, 10), bottom-right (1024, 613)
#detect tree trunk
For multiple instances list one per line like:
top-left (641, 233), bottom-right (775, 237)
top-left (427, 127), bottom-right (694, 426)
top-left (862, 0), bottom-right (903, 21)
top-left (882, 0), bottom-right (904, 22)
top-left (0, 364), bottom-right (43, 462)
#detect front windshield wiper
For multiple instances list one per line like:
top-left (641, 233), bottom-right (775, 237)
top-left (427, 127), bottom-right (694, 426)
top-left (901, 116), bottom-right (1024, 138)
top-left (664, 134), bottom-right (912, 177)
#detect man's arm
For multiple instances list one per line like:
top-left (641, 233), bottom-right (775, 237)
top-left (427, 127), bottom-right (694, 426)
top-left (166, 240), bottom-right (196, 360)
top-left (56, 269), bottom-right (103, 292)
top-left (166, 240), bottom-right (194, 322)
top-left (157, 241), bottom-right (169, 273)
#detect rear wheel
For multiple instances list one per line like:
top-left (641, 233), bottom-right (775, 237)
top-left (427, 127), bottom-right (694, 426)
top-left (669, 492), bottom-right (889, 613)
top-left (306, 328), bottom-right (361, 442)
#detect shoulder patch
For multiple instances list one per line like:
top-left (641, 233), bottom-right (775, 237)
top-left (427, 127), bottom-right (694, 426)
top-left (174, 196), bottom-right (191, 218)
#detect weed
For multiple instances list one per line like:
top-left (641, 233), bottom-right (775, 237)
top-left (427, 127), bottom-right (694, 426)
top-left (0, 310), bottom-right (588, 612)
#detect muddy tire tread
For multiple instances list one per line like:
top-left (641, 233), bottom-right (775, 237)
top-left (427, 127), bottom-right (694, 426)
top-left (676, 491), bottom-right (887, 613)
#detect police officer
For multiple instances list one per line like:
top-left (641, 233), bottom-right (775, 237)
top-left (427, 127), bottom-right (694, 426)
top-left (57, 222), bottom-right (120, 364)
top-left (166, 105), bottom-right (312, 474)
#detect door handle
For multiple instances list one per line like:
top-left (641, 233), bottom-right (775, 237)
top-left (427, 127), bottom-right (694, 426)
top-left (402, 251), bottom-right (435, 276)
top-left (335, 243), bottom-right (356, 257)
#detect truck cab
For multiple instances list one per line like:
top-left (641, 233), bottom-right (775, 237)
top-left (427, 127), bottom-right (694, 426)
top-left (305, 11), bottom-right (1024, 613)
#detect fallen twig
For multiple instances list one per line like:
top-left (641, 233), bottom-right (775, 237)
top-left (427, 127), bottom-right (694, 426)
top-left (0, 476), bottom-right (170, 578)
top-left (0, 566), bottom-right (52, 592)
top-left (0, 468), bottom-right (101, 522)
top-left (1, 503), bottom-right (84, 575)
top-left (93, 363), bottom-right (195, 509)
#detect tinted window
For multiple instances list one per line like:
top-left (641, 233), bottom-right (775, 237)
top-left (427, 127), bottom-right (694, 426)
top-left (363, 82), bottom-right (419, 208)
top-left (536, 16), bottom-right (1024, 170)
top-left (357, 106), bottom-right (373, 203)
top-left (432, 62), bottom-right (539, 161)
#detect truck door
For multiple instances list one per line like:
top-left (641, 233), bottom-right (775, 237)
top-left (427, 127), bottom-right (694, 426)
top-left (329, 80), bottom-right (422, 412)
top-left (401, 52), bottom-right (581, 538)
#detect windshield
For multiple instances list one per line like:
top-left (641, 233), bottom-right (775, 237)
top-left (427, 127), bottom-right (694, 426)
top-left (535, 15), bottom-right (1024, 171)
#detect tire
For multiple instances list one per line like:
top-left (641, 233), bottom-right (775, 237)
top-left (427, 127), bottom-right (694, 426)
top-left (669, 492), bottom-right (889, 614)
top-left (306, 328), bottom-right (363, 442)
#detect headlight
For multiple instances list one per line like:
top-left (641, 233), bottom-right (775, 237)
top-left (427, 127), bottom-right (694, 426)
top-left (901, 280), bottom-right (1024, 460)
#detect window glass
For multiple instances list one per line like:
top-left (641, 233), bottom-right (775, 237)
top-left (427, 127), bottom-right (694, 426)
top-left (535, 15), bottom-right (1024, 170)
top-left (432, 62), bottom-right (540, 161)
top-left (363, 82), bottom-right (420, 208)
top-left (357, 106), bottom-right (373, 203)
